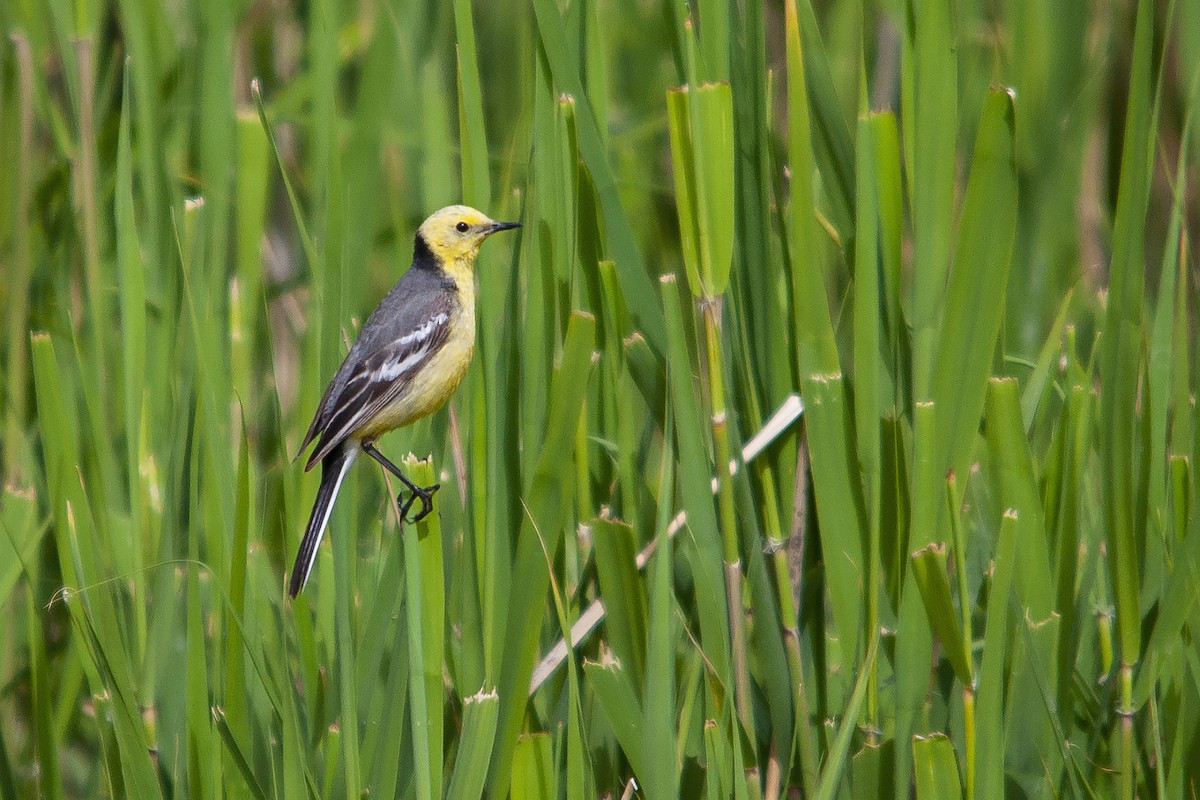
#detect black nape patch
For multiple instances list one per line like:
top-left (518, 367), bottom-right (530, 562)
top-left (412, 233), bottom-right (439, 271)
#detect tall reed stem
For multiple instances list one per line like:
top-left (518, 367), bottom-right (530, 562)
top-left (702, 298), bottom-right (754, 740)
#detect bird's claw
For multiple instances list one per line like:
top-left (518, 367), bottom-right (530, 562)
top-left (398, 483), bottom-right (440, 524)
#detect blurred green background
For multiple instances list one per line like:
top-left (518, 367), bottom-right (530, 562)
top-left (2, 0), bottom-right (1199, 797)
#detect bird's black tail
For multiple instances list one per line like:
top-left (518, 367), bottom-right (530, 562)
top-left (289, 443), bottom-right (358, 597)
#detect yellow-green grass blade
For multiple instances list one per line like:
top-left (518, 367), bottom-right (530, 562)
top-left (67, 594), bottom-right (163, 799)
top-left (974, 509), bottom-right (1019, 798)
top-left (249, 80), bottom-right (319, 278)
top-left (453, 0), bottom-right (492, 208)
top-left (592, 518), bottom-right (648, 686)
top-left (912, 734), bottom-right (962, 800)
top-left (528, 0), bottom-right (667, 352)
top-left (622, 332), bottom-right (666, 434)
top-left (213, 707), bottom-right (270, 800)
top-left (728, 0), bottom-right (791, 423)
top-left (359, 564), bottom-right (410, 798)
top-left (929, 90), bottom-right (1018, 491)
top-left (463, 50), bottom-right (524, 692)
top-left (880, 414), bottom-right (911, 605)
top-left (1018, 289), bottom-right (1076, 431)
top-left (1014, 617), bottom-right (1102, 800)
top-left (1011, 614), bottom-right (1068, 789)
top-left (854, 110), bottom-right (886, 735)
top-left (111, 0), bottom-right (172, 270)
top-left (851, 739), bottom-right (896, 799)
top-left (853, 113), bottom-right (884, 481)
top-left (64, 35), bottom-right (115, 483)
top-left (666, 81), bottom-right (735, 299)
top-left (814, 631), bottom-right (879, 800)
top-left (983, 379), bottom-right (1054, 621)
top-left (785, 0), bottom-right (867, 670)
top-left (338, 0), bottom-right (402, 319)
top-left (31, 333), bottom-right (105, 602)
top-left (305, 0), bottom-right (336, 238)
top-left (194, 0), bottom-right (235, 307)
top-left (1147, 75), bottom-right (1195, 549)
top-left (446, 687), bottom-right (500, 800)
top-left (520, 67), bottom-right (569, 474)
top-left (183, 425), bottom-right (215, 798)
top-left (739, 494), bottom-right (797, 776)
top-left (643, 494), bottom-right (679, 798)
top-left (1045, 380), bottom-right (1093, 712)
top-left (510, 733), bottom-right (556, 800)
top-left (870, 112), bottom-right (904, 411)
top-left (910, 544), bottom-right (972, 687)
top-left (905, 0), bottom-right (957, 399)
top-left (584, 650), bottom-right (646, 781)
top-left (984, 381), bottom-right (1068, 785)
top-left (180, 199), bottom-right (236, 589)
top-left (114, 70), bottom-right (145, 563)
top-left (527, 485), bottom-right (590, 800)
top-left (793, 0), bottom-right (855, 243)
top-left (447, 493), bottom-right (487, 700)
top-left (2, 35), bottom-right (34, 486)
top-left (399, 456), bottom-right (446, 800)
top-left (26, 584), bottom-right (64, 800)
top-left (1099, 0), bottom-right (1156, 677)
top-left (0, 488), bottom-right (44, 615)
top-left (898, 92), bottom-right (1020, 776)
top-left (491, 311), bottom-right (597, 792)
top-left (330, 475), bottom-right (362, 797)
top-left (660, 275), bottom-right (733, 682)
top-left (1002, 0), bottom-right (1092, 352)
top-left (220, 418), bottom-right (253, 767)
top-left (1142, 480), bottom-right (1200, 675)
top-left (895, 400), bottom-right (937, 794)
top-left (232, 108), bottom-right (270, 425)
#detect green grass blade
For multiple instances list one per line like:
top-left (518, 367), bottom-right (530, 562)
top-left (401, 456), bottom-right (446, 800)
top-left (667, 81), bottom-right (735, 298)
top-left (213, 708), bottom-right (270, 800)
top-left (453, 0), bottom-right (491, 207)
top-left (983, 379), bottom-right (1055, 620)
top-left (814, 632), bottom-right (879, 800)
top-left (510, 733), bottom-right (556, 800)
top-left (910, 544), bottom-right (972, 686)
top-left (660, 275), bottom-right (738, 710)
top-left (784, 0), bottom-right (866, 667)
top-left (906, 0), bottom-right (958, 398)
top-left (446, 688), bottom-right (500, 800)
top-left (529, 0), bottom-right (667, 352)
top-left (592, 518), bottom-right (648, 684)
top-left (912, 734), bottom-right (963, 800)
top-left (491, 311), bottom-right (597, 792)
top-left (975, 510), bottom-right (1020, 798)
top-left (26, 585), bottom-right (64, 800)
top-left (1099, 0), bottom-right (1156, 676)
top-left (930, 89), bottom-right (1018, 485)
top-left (585, 654), bottom-right (646, 780)
top-left (794, 0), bottom-right (855, 242)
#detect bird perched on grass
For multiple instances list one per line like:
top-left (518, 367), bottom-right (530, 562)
top-left (289, 205), bottom-right (520, 597)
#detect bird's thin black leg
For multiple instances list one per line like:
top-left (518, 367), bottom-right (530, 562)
top-left (361, 441), bottom-right (440, 523)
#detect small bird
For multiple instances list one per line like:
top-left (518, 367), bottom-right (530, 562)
top-left (289, 205), bottom-right (520, 597)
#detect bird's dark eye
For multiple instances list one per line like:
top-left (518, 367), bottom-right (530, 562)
top-left (456, 221), bottom-right (470, 233)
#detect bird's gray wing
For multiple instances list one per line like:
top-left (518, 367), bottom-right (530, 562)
top-left (300, 268), bottom-right (458, 468)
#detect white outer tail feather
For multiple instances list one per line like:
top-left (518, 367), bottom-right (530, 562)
top-left (290, 446), bottom-right (358, 596)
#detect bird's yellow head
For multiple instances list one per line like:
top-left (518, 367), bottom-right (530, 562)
top-left (417, 205), bottom-right (521, 266)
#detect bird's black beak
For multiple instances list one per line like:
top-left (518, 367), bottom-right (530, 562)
top-left (488, 221), bottom-right (522, 234)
